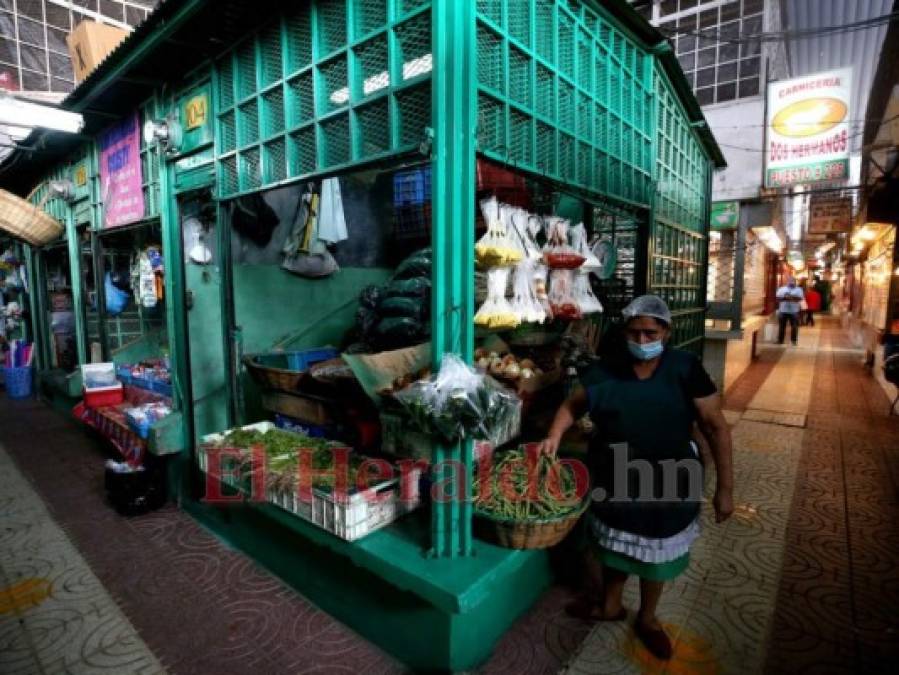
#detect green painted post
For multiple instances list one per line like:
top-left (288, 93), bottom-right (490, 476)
top-left (430, 0), bottom-right (476, 558)
top-left (22, 244), bottom-right (45, 371)
top-left (65, 212), bottom-right (88, 366)
top-left (158, 148), bottom-right (189, 422)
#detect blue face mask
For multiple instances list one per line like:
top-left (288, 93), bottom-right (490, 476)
top-left (627, 339), bottom-right (664, 361)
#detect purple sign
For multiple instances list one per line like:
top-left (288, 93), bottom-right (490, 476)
top-left (98, 112), bottom-right (145, 228)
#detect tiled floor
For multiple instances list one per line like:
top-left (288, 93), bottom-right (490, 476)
top-left (566, 320), bottom-right (899, 674)
top-left (0, 446), bottom-right (164, 674)
top-left (2, 319), bottom-right (898, 674)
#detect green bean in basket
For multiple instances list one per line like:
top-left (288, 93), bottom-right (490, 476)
top-left (474, 447), bottom-right (582, 521)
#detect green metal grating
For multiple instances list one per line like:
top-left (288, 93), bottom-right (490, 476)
top-left (648, 69), bottom-right (711, 351)
top-left (216, 0), bottom-right (433, 199)
top-left (475, 0), bottom-right (654, 208)
top-left (138, 97), bottom-right (161, 220)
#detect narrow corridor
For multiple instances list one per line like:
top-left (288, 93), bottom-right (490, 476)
top-left (1, 320), bottom-right (897, 674)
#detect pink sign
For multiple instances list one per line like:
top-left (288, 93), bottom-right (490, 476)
top-left (98, 112), bottom-right (145, 228)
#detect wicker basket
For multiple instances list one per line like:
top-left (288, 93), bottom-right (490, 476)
top-left (243, 354), bottom-right (306, 393)
top-left (0, 188), bottom-right (64, 246)
top-left (474, 499), bottom-right (589, 550)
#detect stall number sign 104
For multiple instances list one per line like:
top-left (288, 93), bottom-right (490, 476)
top-left (185, 95), bottom-right (207, 131)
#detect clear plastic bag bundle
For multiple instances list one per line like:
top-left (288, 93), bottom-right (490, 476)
top-left (533, 264), bottom-right (554, 322)
top-left (548, 268), bottom-right (582, 321)
top-left (570, 222), bottom-right (600, 270)
top-left (510, 208), bottom-right (543, 261)
top-left (475, 268), bottom-right (520, 331)
top-left (543, 217), bottom-right (586, 269)
top-left (573, 272), bottom-right (604, 315)
top-left (510, 259), bottom-right (546, 324)
top-left (476, 197), bottom-right (524, 267)
top-left (394, 353), bottom-right (521, 445)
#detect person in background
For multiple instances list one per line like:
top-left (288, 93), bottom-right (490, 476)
top-left (539, 295), bottom-right (734, 661)
top-left (776, 277), bottom-right (804, 345)
top-left (804, 283), bottom-right (822, 326)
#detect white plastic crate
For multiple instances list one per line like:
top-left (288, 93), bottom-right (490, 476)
top-left (199, 421), bottom-right (422, 541)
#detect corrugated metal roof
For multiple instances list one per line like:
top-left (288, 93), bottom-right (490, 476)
top-left (784, 0), bottom-right (893, 154)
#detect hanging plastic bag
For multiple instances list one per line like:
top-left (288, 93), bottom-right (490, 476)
top-left (533, 264), bottom-right (554, 322)
top-left (394, 353), bottom-right (521, 445)
top-left (475, 197), bottom-right (523, 267)
top-left (104, 272), bottom-right (130, 316)
top-left (573, 272), bottom-right (604, 315)
top-left (282, 189), bottom-right (339, 278)
top-left (548, 268), bottom-right (582, 321)
top-left (510, 259), bottom-right (546, 324)
top-left (474, 267), bottom-right (520, 331)
top-left (570, 222), bottom-right (600, 270)
top-left (543, 217), bottom-right (585, 269)
top-left (510, 208), bottom-right (542, 261)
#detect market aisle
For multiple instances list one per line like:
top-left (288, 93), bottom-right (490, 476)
top-left (0, 398), bottom-right (587, 674)
top-left (0, 443), bottom-right (165, 674)
top-left (564, 320), bottom-right (899, 674)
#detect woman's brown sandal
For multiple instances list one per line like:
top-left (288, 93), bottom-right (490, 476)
top-left (634, 620), bottom-right (673, 660)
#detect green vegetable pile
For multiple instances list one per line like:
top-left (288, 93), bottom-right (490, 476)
top-left (474, 448), bottom-right (583, 521)
top-left (207, 428), bottom-right (365, 492)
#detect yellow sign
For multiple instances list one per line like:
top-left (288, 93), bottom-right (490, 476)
top-left (771, 98), bottom-right (847, 138)
top-left (184, 94), bottom-right (208, 131)
top-left (73, 163), bottom-right (88, 187)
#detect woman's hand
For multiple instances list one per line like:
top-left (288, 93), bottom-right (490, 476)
top-left (536, 434), bottom-right (561, 457)
top-left (713, 488), bottom-right (734, 523)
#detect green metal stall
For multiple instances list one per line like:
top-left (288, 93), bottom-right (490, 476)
top-left (3, 0), bottom-right (724, 670)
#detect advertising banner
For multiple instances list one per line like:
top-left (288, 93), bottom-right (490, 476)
top-left (808, 197), bottom-right (852, 234)
top-left (765, 68), bottom-right (852, 188)
top-left (98, 112), bottom-right (145, 228)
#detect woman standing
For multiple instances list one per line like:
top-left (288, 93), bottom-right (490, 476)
top-left (539, 295), bottom-right (734, 660)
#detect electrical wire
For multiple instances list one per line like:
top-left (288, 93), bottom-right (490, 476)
top-left (710, 112), bottom-right (899, 154)
top-left (657, 10), bottom-right (899, 45)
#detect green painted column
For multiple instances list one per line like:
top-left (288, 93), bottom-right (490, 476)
top-left (64, 213), bottom-right (88, 366)
top-left (158, 149), bottom-right (189, 420)
top-left (429, 0), bottom-right (477, 558)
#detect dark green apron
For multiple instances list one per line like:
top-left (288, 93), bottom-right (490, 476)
top-left (585, 349), bottom-right (703, 539)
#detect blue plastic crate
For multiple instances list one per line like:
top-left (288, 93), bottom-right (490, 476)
top-left (393, 168), bottom-right (431, 207)
top-left (150, 380), bottom-right (173, 397)
top-left (284, 347), bottom-right (339, 372)
top-left (3, 366), bottom-right (32, 399)
top-left (274, 413), bottom-right (332, 439)
top-left (128, 416), bottom-right (152, 439)
top-left (116, 366), bottom-right (133, 385)
top-left (132, 376), bottom-right (153, 391)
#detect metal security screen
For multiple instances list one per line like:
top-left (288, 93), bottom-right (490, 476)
top-left (215, 0), bottom-right (433, 199)
top-left (474, 0), bottom-right (655, 208)
top-left (650, 69), bottom-right (710, 353)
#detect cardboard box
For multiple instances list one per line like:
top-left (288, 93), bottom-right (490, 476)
top-left (67, 21), bottom-right (128, 83)
top-left (261, 390), bottom-right (335, 426)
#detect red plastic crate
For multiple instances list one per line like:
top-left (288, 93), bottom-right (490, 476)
top-left (84, 383), bottom-right (124, 408)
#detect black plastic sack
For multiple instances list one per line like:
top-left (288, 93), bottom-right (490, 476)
top-left (231, 194), bottom-right (280, 247)
top-left (379, 296), bottom-right (425, 318)
top-left (392, 248), bottom-right (432, 280)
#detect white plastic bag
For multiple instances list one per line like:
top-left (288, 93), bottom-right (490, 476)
top-left (543, 217), bottom-right (585, 269)
top-left (570, 222), bottom-right (600, 270)
top-left (573, 271), bottom-right (603, 315)
top-left (510, 259), bottom-right (546, 324)
top-left (476, 197), bottom-right (524, 267)
top-left (474, 267), bottom-right (520, 330)
top-left (533, 264), bottom-right (554, 322)
top-left (510, 208), bottom-right (542, 261)
top-left (548, 268), bottom-right (582, 321)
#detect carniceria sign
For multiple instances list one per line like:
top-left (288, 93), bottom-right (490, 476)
top-left (765, 68), bottom-right (852, 189)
